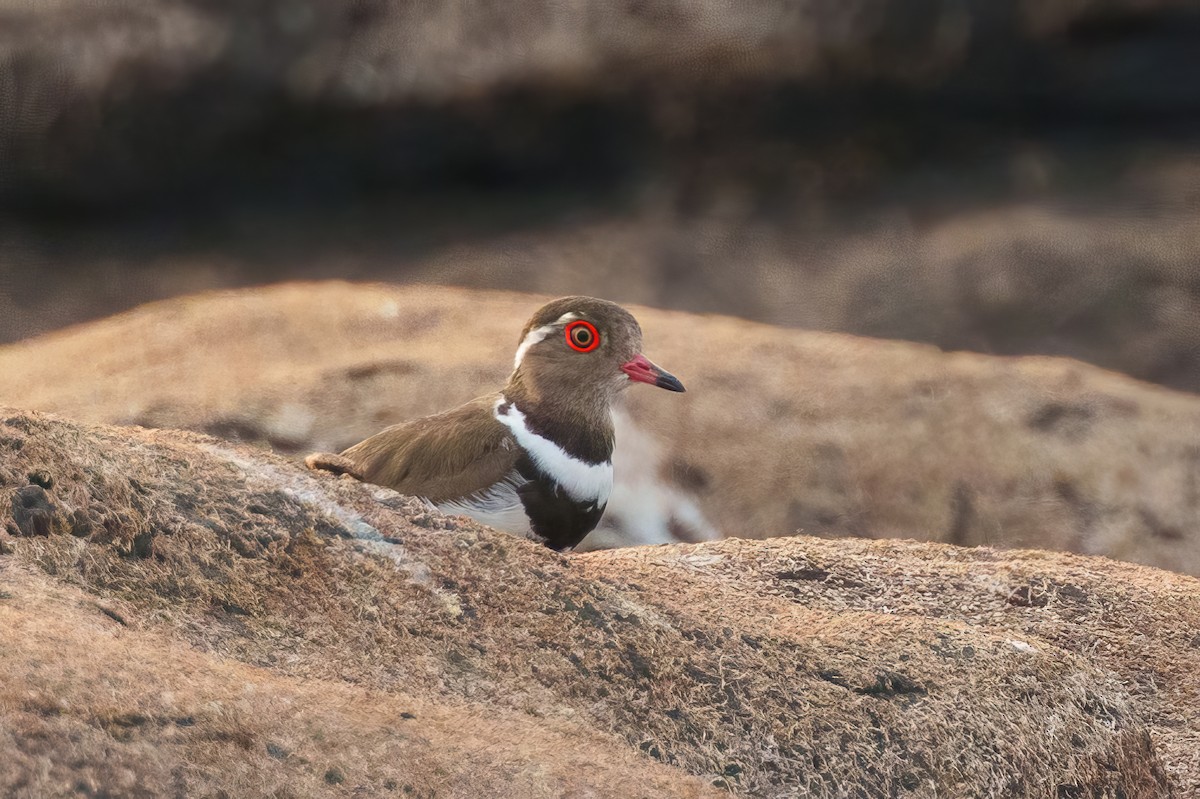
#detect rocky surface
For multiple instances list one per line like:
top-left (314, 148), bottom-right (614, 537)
top-left (3, 0), bottom-right (1200, 394)
top-left (2, 281), bottom-right (1198, 576)
top-left (1, 408), bottom-right (1197, 796)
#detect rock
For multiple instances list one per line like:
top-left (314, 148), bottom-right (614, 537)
top-left (1, 282), bottom-right (1197, 576)
top-left (4, 2), bottom-right (1200, 405)
top-left (0, 408), bottom-right (1196, 796)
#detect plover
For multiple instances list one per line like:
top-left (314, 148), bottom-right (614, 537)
top-left (306, 296), bottom-right (685, 550)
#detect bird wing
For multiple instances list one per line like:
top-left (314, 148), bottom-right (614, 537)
top-left (332, 394), bottom-right (521, 504)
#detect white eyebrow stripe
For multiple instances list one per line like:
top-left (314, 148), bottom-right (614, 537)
top-left (493, 396), bottom-right (612, 505)
top-left (512, 312), bottom-right (579, 369)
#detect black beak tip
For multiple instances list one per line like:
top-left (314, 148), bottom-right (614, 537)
top-left (655, 373), bottom-right (686, 392)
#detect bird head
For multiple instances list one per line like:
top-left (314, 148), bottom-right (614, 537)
top-left (508, 296), bottom-right (685, 407)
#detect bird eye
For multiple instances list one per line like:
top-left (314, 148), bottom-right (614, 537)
top-left (565, 320), bottom-right (600, 352)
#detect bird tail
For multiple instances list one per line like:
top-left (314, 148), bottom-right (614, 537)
top-left (304, 452), bottom-right (364, 480)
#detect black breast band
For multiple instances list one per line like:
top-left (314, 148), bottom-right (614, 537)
top-left (514, 455), bottom-right (606, 550)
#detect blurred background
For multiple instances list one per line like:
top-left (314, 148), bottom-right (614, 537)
top-left (2, 0), bottom-right (1199, 390)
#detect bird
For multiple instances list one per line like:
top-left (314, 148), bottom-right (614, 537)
top-left (305, 296), bottom-right (685, 551)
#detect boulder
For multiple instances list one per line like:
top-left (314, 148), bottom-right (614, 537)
top-left (2, 282), bottom-right (1198, 576)
top-left (4, 1), bottom-right (1200, 396)
top-left (1, 408), bottom-right (1195, 796)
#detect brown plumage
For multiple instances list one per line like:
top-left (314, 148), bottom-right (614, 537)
top-left (307, 396), bottom-right (518, 504)
top-left (305, 296), bottom-right (685, 549)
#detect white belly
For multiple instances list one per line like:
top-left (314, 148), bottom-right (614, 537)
top-left (435, 479), bottom-right (532, 536)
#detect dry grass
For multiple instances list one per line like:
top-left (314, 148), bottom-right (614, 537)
top-left (1, 408), bottom-right (1196, 796)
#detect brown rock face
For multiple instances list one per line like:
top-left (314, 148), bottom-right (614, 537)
top-left (2, 282), bottom-right (1198, 575)
top-left (1, 408), bottom-right (1196, 796)
top-left (4, 0), bottom-right (1200, 400)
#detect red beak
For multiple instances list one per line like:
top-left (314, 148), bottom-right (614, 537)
top-left (621, 353), bottom-right (685, 392)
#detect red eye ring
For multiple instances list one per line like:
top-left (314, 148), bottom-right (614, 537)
top-left (565, 320), bottom-right (600, 353)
